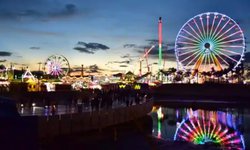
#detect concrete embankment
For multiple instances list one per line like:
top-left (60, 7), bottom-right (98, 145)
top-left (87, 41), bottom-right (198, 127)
top-left (36, 100), bottom-right (153, 139)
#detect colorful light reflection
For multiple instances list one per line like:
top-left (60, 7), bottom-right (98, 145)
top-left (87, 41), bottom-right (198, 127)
top-left (157, 107), bottom-right (164, 138)
top-left (174, 109), bottom-right (245, 149)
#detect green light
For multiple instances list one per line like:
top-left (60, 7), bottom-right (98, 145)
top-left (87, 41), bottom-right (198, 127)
top-left (158, 45), bottom-right (162, 70)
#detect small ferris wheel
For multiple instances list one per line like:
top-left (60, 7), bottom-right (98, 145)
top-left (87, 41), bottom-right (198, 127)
top-left (44, 54), bottom-right (70, 77)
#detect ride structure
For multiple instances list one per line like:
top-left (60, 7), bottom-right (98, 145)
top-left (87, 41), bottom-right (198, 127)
top-left (158, 17), bottom-right (164, 81)
top-left (174, 109), bottom-right (245, 149)
top-left (44, 55), bottom-right (70, 78)
top-left (158, 17), bottom-right (163, 70)
top-left (21, 68), bottom-right (36, 82)
top-left (175, 12), bottom-right (246, 73)
top-left (139, 45), bottom-right (155, 76)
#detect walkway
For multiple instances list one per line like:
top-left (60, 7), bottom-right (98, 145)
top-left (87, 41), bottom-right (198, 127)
top-left (18, 97), bottom-right (150, 116)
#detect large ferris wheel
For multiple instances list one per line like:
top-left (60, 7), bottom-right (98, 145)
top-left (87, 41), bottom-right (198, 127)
top-left (44, 54), bottom-right (70, 77)
top-left (173, 109), bottom-right (245, 149)
top-left (175, 12), bottom-right (246, 72)
top-left (174, 117), bottom-right (245, 149)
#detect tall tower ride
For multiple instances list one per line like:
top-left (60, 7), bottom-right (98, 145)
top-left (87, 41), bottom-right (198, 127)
top-left (158, 17), bottom-right (163, 70)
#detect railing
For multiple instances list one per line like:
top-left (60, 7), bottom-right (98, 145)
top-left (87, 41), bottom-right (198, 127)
top-left (22, 99), bottom-right (153, 139)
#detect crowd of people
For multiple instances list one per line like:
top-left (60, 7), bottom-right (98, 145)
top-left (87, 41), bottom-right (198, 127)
top-left (14, 83), bottom-right (153, 116)
top-left (76, 87), bottom-right (152, 113)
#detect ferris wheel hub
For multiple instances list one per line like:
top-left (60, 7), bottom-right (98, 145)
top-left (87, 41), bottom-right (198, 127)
top-left (204, 43), bottom-right (210, 49)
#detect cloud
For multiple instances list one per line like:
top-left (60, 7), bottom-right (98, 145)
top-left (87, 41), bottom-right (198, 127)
top-left (71, 64), bottom-right (103, 74)
top-left (0, 59), bottom-right (7, 63)
top-left (0, 3), bottom-right (78, 21)
top-left (145, 39), bottom-right (158, 45)
top-left (73, 47), bottom-right (94, 54)
top-left (77, 42), bottom-right (109, 50)
top-left (146, 39), bottom-right (175, 47)
top-left (74, 41), bottom-right (110, 54)
top-left (124, 39), bottom-right (175, 51)
top-left (123, 44), bottom-right (137, 48)
top-left (108, 60), bottom-right (130, 64)
top-left (71, 65), bottom-right (87, 71)
top-left (30, 46), bottom-right (40, 50)
top-left (0, 51), bottom-right (12, 56)
top-left (119, 65), bottom-right (128, 68)
top-left (48, 4), bottom-right (77, 19)
top-left (0, 9), bottom-right (42, 20)
top-left (15, 55), bottom-right (23, 58)
top-left (134, 39), bottom-right (176, 61)
top-left (110, 69), bottom-right (125, 73)
top-left (88, 64), bottom-right (100, 73)
top-left (137, 47), bottom-right (175, 55)
top-left (121, 54), bottom-right (131, 58)
top-left (14, 27), bottom-right (62, 36)
top-left (136, 47), bottom-right (176, 61)
top-left (166, 42), bottom-right (176, 47)
top-left (120, 54), bottom-right (137, 62)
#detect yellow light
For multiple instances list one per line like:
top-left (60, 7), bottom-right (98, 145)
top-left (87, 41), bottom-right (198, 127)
top-left (134, 84), bottom-right (141, 90)
top-left (157, 107), bottom-right (164, 119)
top-left (119, 84), bottom-right (126, 89)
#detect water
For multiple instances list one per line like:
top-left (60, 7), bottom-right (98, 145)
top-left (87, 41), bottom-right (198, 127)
top-left (151, 105), bottom-right (250, 149)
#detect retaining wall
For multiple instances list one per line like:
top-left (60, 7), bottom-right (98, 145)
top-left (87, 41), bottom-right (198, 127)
top-left (25, 100), bottom-right (153, 139)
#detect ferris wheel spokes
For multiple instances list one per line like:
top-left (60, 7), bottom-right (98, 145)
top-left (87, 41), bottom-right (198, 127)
top-left (206, 14), bottom-right (210, 39)
top-left (185, 51), bottom-right (203, 67)
top-left (213, 49), bottom-right (238, 63)
top-left (187, 23), bottom-right (203, 41)
top-left (214, 24), bottom-right (237, 41)
top-left (211, 51), bottom-right (230, 66)
top-left (219, 48), bottom-right (241, 55)
top-left (199, 16), bottom-right (206, 39)
top-left (209, 15), bottom-right (216, 38)
top-left (192, 55), bottom-right (205, 71)
top-left (179, 35), bottom-right (200, 43)
top-left (217, 31), bottom-right (242, 43)
top-left (45, 54), bottom-right (70, 78)
top-left (175, 12), bottom-right (245, 72)
top-left (211, 16), bottom-right (224, 39)
top-left (177, 46), bottom-right (199, 50)
top-left (193, 19), bottom-right (205, 40)
top-left (213, 19), bottom-right (231, 40)
top-left (180, 50), bottom-right (202, 64)
top-left (179, 49), bottom-right (199, 57)
top-left (177, 41), bottom-right (198, 46)
top-left (182, 28), bottom-right (202, 42)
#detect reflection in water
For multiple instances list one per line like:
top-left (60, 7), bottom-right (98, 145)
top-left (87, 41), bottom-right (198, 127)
top-left (157, 107), bottom-right (164, 138)
top-left (151, 107), bottom-right (246, 149)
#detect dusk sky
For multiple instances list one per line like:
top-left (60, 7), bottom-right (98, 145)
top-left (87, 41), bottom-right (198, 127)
top-left (0, 0), bottom-right (249, 74)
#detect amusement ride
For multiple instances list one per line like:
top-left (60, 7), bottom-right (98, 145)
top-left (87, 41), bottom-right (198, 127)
top-left (175, 12), bottom-right (246, 72)
top-left (44, 54), bottom-right (70, 78)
